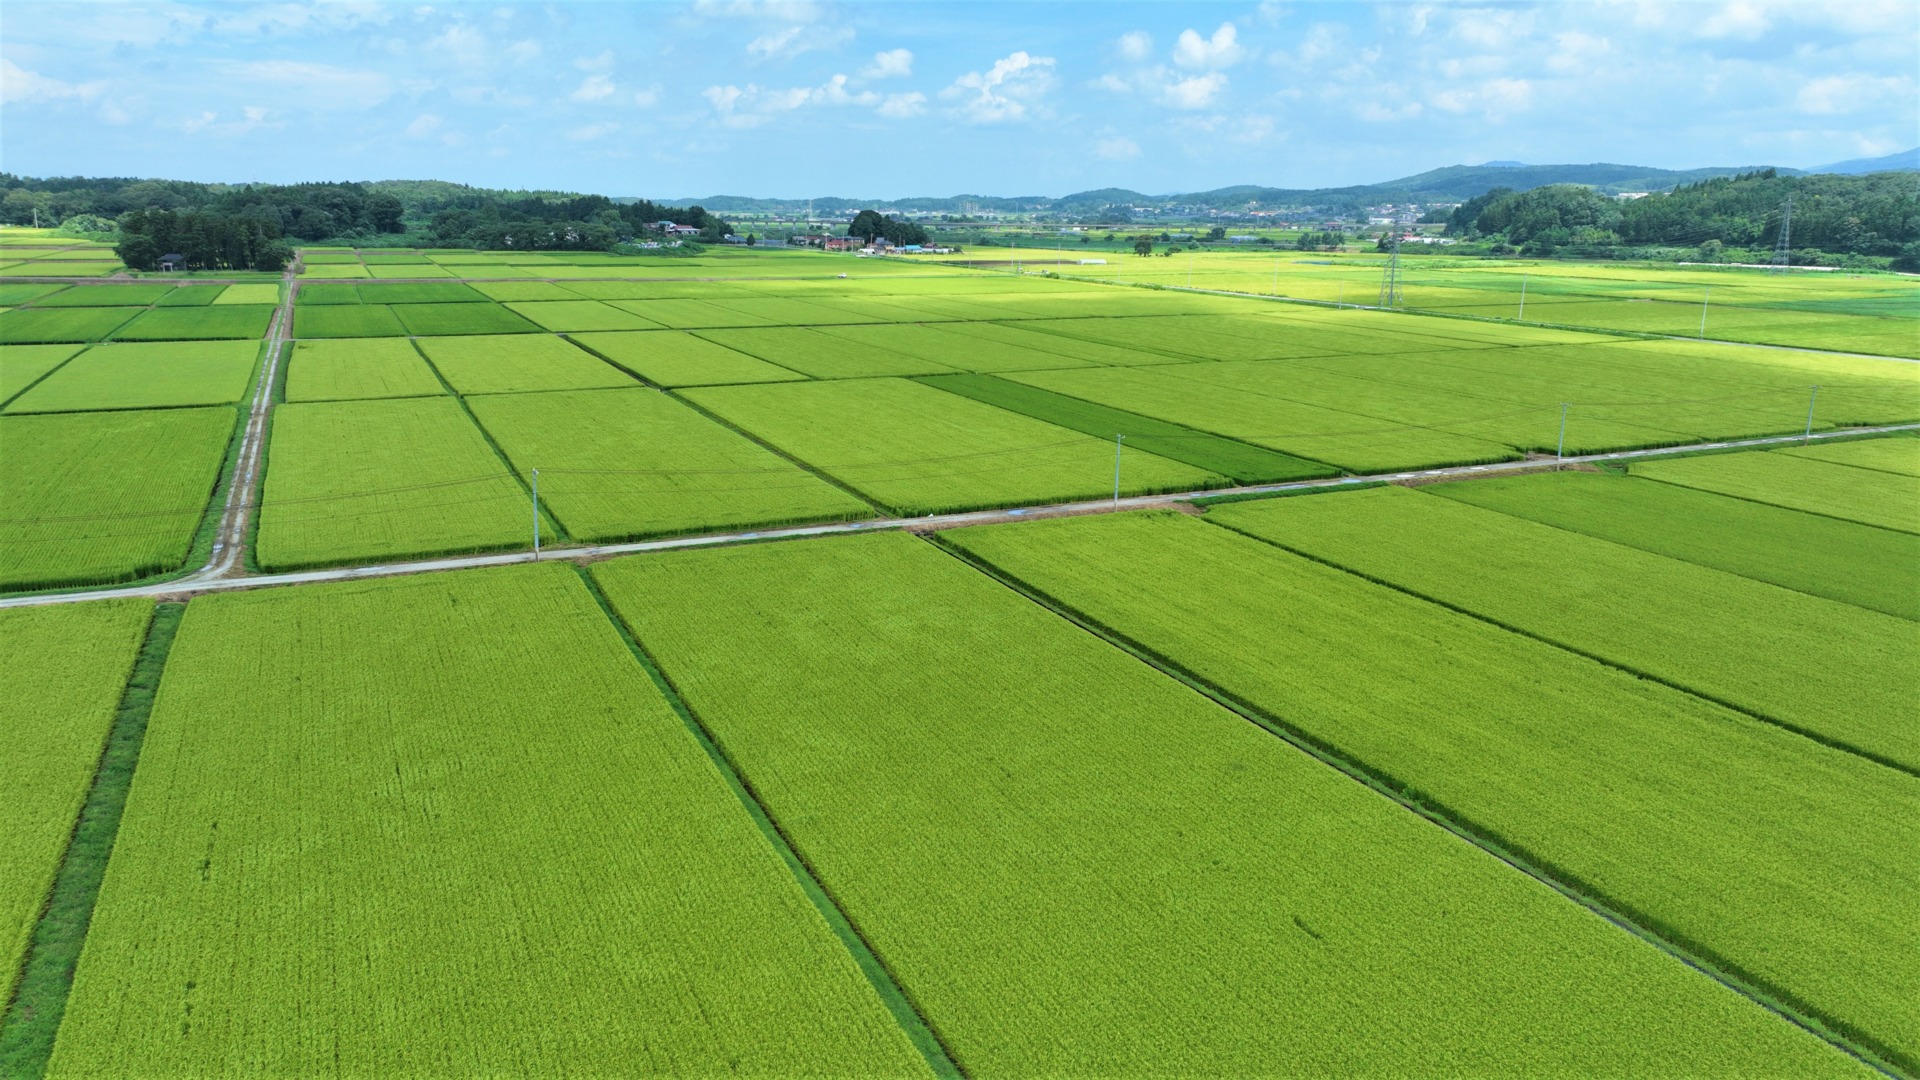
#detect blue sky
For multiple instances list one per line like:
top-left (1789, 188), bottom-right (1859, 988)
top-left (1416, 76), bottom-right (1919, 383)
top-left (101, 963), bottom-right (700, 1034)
top-left (2, 1), bottom-right (1914, 199)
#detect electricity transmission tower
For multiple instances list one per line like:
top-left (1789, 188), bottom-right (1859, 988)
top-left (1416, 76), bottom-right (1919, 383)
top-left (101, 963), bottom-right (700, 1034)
top-left (1771, 196), bottom-right (1793, 273)
top-left (1377, 234), bottom-right (1402, 308)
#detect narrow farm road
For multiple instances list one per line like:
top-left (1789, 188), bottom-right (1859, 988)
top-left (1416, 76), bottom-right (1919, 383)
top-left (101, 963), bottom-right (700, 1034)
top-left (3, 420), bottom-right (1913, 610)
top-left (191, 266), bottom-right (297, 582)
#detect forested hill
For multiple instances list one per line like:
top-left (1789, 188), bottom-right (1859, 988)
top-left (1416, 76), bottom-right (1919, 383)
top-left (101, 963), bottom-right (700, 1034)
top-left (1439, 170), bottom-right (1918, 261)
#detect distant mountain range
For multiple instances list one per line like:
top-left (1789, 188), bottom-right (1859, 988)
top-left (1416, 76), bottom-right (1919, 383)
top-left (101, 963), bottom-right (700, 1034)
top-left (657, 152), bottom-right (1918, 215)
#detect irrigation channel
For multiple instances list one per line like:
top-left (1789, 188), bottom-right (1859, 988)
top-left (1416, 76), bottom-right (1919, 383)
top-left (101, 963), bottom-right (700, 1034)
top-left (4, 419), bottom-right (1915, 610)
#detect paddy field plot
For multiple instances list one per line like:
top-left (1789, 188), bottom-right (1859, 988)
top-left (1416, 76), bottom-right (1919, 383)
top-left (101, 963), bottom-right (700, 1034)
top-left (603, 298), bottom-right (782, 329)
top-left (592, 532), bottom-right (1862, 1078)
top-left (1633, 448), bottom-right (1920, 533)
top-left (355, 282), bottom-right (487, 304)
top-left (0, 284), bottom-right (65, 306)
top-left (153, 286), bottom-right (223, 307)
top-left (0, 344), bottom-right (82, 402)
top-left (570, 331), bottom-right (805, 387)
top-left (919, 373), bottom-right (1333, 484)
top-left (1431, 468), bottom-right (1920, 621)
top-left (6, 341), bottom-right (258, 413)
top-left (945, 508), bottom-right (1920, 1071)
top-left (1005, 365), bottom-right (1516, 472)
top-left (211, 284), bottom-right (278, 306)
top-left (48, 565), bottom-right (929, 1079)
top-left (30, 285), bottom-right (175, 308)
top-left (683, 377), bottom-right (1225, 514)
top-left (0, 308), bottom-right (143, 345)
top-left (931, 320), bottom-right (1196, 366)
top-left (282, 339), bottom-right (445, 403)
top-left (1775, 434), bottom-right (1920, 477)
top-left (413, 334), bottom-right (634, 395)
top-left (291, 304), bottom-right (406, 339)
top-left (109, 305), bottom-right (274, 342)
top-left (505, 300), bottom-right (661, 333)
top-left (468, 388), bottom-right (874, 541)
top-left (0, 600), bottom-right (152, 1000)
top-left (469, 281), bottom-right (578, 303)
top-left (0, 408), bottom-right (233, 591)
top-left (293, 283), bottom-right (363, 305)
top-left (816, 324), bottom-right (1096, 373)
top-left (391, 302), bottom-right (540, 337)
top-left (696, 327), bottom-right (955, 379)
top-left (254, 397), bottom-right (541, 570)
top-left (1211, 485), bottom-right (1920, 769)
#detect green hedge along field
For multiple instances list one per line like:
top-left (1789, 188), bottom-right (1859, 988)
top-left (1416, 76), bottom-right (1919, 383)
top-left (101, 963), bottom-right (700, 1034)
top-left (592, 531), bottom-right (1865, 1078)
top-left (0, 408), bottom-right (234, 591)
top-left (0, 600), bottom-right (152, 1000)
top-left (47, 565), bottom-right (931, 1078)
top-left (1211, 485), bottom-right (1920, 769)
top-left (944, 509), bottom-right (1920, 1072)
top-left (255, 397), bottom-right (544, 571)
top-left (467, 388), bottom-right (874, 541)
top-left (1431, 468), bottom-right (1920, 620)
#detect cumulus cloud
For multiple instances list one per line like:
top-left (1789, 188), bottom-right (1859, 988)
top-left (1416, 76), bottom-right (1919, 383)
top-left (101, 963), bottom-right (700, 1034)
top-left (941, 51), bottom-right (1056, 123)
top-left (405, 112), bottom-right (441, 138)
top-left (746, 23), bottom-right (853, 60)
top-left (1795, 74), bottom-right (1910, 115)
top-left (220, 60), bottom-right (393, 108)
top-left (0, 58), bottom-right (106, 105)
top-left (1163, 72), bottom-right (1228, 108)
top-left (504, 39), bottom-right (541, 63)
top-left (1173, 23), bottom-right (1245, 69)
top-left (704, 72), bottom-right (920, 126)
top-left (571, 74), bottom-right (616, 101)
top-left (860, 48), bottom-right (913, 79)
top-left (575, 49), bottom-right (614, 71)
top-left (1095, 135), bottom-right (1140, 160)
top-left (877, 91), bottom-right (926, 118)
top-left (1696, 1), bottom-right (1771, 40)
top-left (1117, 31), bottom-right (1153, 61)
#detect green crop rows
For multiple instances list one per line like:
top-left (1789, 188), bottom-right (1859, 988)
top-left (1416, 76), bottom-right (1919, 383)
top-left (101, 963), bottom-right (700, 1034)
top-left (1634, 447), bottom-right (1920, 533)
top-left (7, 341), bottom-right (259, 414)
top-left (48, 565), bottom-right (930, 1077)
top-left (591, 531), bottom-right (1864, 1077)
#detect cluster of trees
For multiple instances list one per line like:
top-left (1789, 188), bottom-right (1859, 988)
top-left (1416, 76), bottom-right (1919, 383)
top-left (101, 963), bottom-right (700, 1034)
top-left (1443, 171), bottom-right (1918, 260)
top-left (2, 176), bottom-right (405, 241)
top-left (425, 193), bottom-right (733, 249)
top-left (115, 209), bottom-right (292, 272)
top-left (847, 210), bottom-right (930, 246)
top-left (1295, 230), bottom-right (1344, 251)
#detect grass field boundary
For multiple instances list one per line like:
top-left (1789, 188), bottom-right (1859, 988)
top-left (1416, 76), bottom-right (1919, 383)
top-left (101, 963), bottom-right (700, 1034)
top-left (1204, 510), bottom-right (1919, 780)
top-left (238, 296), bottom-right (297, 575)
top-left (572, 567), bottom-right (964, 1080)
top-left (0, 602), bottom-right (184, 1080)
top-left (406, 337), bottom-right (571, 543)
top-left (922, 531), bottom-right (1907, 1079)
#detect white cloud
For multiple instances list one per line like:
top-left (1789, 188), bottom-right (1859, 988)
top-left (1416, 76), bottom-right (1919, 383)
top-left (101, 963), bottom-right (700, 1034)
top-left (633, 85), bottom-right (662, 107)
top-left (941, 51), bottom-right (1056, 123)
top-left (567, 121), bottom-right (621, 141)
top-left (861, 48), bottom-right (913, 79)
top-left (1173, 23), bottom-right (1245, 70)
top-left (571, 74), bottom-right (617, 102)
top-left (1696, 1), bottom-right (1771, 40)
top-left (220, 60), bottom-right (393, 108)
top-left (1164, 72), bottom-right (1228, 109)
top-left (1795, 74), bottom-right (1909, 115)
top-left (405, 112), bottom-right (441, 137)
top-left (575, 49), bottom-right (614, 71)
top-left (746, 23), bottom-right (853, 60)
top-left (692, 0), bottom-right (821, 19)
top-left (877, 91), bottom-right (926, 118)
top-left (1546, 31), bottom-right (1611, 75)
top-left (210, 2), bottom-right (390, 36)
top-left (1356, 100), bottom-right (1423, 122)
top-left (425, 23), bottom-right (488, 65)
top-left (1095, 135), bottom-right (1140, 160)
top-left (1117, 31), bottom-right (1153, 61)
top-left (505, 39), bottom-right (541, 63)
top-left (1431, 76), bottom-right (1531, 118)
top-left (0, 58), bottom-right (106, 105)
top-left (181, 104), bottom-right (277, 137)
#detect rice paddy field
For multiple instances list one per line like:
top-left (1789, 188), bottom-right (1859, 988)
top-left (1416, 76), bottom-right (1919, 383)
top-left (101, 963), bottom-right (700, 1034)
top-left (3, 240), bottom-right (1913, 1078)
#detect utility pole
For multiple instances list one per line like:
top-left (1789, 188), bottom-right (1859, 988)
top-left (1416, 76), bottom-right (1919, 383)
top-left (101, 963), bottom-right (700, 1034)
top-left (1803, 386), bottom-right (1820, 442)
top-left (1377, 234), bottom-right (1402, 309)
top-left (531, 468), bottom-right (541, 558)
top-left (1699, 287), bottom-right (1710, 339)
top-left (1112, 434), bottom-right (1125, 506)
top-left (1517, 274), bottom-right (1528, 321)
top-left (1556, 403), bottom-right (1570, 460)
top-left (1771, 196), bottom-right (1793, 273)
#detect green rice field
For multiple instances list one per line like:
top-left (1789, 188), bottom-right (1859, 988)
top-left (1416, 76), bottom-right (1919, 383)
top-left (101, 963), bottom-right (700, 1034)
top-left (4, 241), bottom-right (1911, 1077)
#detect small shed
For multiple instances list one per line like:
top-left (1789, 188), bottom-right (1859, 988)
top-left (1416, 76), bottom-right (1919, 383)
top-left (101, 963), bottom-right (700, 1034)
top-left (158, 253), bottom-right (187, 271)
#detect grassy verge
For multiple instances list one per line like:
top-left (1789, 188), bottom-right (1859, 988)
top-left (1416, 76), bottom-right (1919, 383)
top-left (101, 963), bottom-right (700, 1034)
top-left (0, 602), bottom-right (184, 1079)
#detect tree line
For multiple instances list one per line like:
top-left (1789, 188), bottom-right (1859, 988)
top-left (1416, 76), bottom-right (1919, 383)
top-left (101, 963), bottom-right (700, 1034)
top-left (1440, 170), bottom-right (1918, 264)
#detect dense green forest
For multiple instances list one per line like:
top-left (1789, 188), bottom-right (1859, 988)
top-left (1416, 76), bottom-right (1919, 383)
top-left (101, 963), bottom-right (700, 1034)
top-left (1442, 170), bottom-right (1919, 264)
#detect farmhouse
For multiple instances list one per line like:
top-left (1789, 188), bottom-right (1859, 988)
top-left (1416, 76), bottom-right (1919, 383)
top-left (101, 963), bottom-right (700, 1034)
top-left (158, 253), bottom-right (187, 271)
